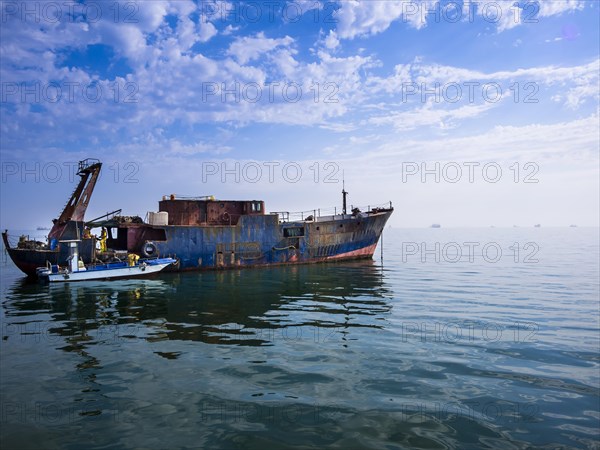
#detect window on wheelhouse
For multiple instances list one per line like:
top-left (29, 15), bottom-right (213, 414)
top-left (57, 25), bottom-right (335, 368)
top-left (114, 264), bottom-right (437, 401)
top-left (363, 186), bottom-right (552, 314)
top-left (283, 227), bottom-right (304, 237)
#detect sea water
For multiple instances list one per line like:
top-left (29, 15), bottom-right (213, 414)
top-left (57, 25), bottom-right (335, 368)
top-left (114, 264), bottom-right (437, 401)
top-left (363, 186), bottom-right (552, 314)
top-left (1, 227), bottom-right (598, 449)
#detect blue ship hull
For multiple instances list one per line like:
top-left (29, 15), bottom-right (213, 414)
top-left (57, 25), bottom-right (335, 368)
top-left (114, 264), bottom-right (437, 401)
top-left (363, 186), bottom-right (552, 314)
top-left (154, 210), bottom-right (392, 270)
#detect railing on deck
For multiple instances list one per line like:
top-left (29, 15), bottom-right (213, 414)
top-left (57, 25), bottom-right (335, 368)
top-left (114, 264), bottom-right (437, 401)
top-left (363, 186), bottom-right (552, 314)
top-left (272, 201), bottom-right (393, 223)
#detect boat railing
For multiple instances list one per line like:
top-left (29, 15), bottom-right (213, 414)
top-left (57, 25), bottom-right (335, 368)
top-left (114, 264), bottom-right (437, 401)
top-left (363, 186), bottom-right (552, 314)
top-left (85, 255), bottom-right (163, 270)
top-left (351, 201), bottom-right (394, 213)
top-left (272, 201), bottom-right (393, 223)
top-left (86, 209), bottom-right (123, 226)
top-left (161, 194), bottom-right (215, 201)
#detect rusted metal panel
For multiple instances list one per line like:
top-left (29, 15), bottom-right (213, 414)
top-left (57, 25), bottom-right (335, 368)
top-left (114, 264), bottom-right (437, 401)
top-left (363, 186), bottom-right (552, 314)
top-left (158, 199), bottom-right (265, 226)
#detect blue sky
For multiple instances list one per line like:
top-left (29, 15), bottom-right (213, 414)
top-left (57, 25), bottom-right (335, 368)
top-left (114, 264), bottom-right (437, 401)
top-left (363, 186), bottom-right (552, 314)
top-left (1, 0), bottom-right (599, 228)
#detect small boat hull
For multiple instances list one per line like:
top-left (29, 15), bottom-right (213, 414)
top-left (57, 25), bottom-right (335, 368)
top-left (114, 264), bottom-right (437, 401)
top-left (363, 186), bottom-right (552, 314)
top-left (37, 258), bottom-right (176, 283)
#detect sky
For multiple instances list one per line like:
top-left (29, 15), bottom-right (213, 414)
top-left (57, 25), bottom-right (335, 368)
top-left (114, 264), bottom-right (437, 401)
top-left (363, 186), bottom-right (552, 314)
top-left (1, 0), bottom-right (599, 228)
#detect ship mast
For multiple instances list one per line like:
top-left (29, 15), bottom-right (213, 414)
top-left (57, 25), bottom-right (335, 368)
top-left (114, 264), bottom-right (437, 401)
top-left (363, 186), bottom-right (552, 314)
top-left (342, 177), bottom-right (348, 215)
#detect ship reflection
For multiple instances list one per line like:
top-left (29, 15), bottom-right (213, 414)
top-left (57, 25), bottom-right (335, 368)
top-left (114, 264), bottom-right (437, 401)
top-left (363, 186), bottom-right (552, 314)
top-left (161, 260), bottom-right (393, 346)
top-left (4, 260), bottom-right (392, 349)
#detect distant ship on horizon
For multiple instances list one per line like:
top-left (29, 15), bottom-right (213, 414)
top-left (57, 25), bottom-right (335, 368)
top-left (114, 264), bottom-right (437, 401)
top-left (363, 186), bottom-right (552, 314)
top-left (431, 224), bottom-right (441, 228)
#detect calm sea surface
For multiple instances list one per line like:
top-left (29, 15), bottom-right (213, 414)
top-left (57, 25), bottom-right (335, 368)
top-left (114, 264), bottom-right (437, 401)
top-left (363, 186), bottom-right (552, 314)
top-left (1, 228), bottom-right (599, 449)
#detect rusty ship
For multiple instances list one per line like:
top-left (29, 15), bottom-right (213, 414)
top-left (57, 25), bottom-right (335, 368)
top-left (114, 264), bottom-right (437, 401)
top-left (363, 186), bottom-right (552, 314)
top-left (3, 159), bottom-right (394, 278)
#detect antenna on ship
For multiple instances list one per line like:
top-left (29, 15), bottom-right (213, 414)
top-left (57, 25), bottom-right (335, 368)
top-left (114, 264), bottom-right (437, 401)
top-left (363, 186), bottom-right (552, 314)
top-left (342, 172), bottom-right (348, 216)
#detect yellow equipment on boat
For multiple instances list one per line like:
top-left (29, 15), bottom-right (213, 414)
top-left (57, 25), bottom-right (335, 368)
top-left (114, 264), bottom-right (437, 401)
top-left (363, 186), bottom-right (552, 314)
top-left (127, 253), bottom-right (140, 267)
top-left (99, 227), bottom-right (107, 252)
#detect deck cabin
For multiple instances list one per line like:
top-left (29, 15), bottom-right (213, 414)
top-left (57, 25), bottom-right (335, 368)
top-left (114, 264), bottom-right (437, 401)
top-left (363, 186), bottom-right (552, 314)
top-left (158, 196), bottom-right (265, 226)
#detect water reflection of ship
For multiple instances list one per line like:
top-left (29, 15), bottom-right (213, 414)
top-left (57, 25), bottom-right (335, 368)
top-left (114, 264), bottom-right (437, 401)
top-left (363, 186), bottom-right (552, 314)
top-left (49, 278), bottom-right (174, 307)
top-left (5, 260), bottom-right (391, 349)
top-left (159, 260), bottom-right (393, 346)
top-left (2, 261), bottom-right (392, 424)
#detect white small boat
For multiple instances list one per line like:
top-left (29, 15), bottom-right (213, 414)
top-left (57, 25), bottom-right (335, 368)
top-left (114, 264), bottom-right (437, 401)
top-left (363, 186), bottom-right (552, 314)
top-left (36, 240), bottom-right (176, 282)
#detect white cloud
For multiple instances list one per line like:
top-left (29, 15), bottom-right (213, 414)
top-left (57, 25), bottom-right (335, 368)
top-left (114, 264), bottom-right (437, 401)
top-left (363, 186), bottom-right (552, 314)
top-left (226, 32), bottom-right (295, 65)
top-left (365, 59), bottom-right (600, 111)
top-left (490, 0), bottom-right (524, 32)
top-left (334, 0), bottom-right (587, 39)
top-left (561, 84), bottom-right (600, 110)
top-left (335, 0), bottom-right (436, 39)
top-left (367, 100), bottom-right (499, 130)
top-left (466, 0), bottom-right (586, 32)
top-left (96, 22), bottom-right (151, 65)
top-left (359, 114), bottom-right (599, 164)
top-left (198, 21), bottom-right (218, 43)
top-left (167, 139), bottom-right (232, 155)
top-left (135, 0), bottom-right (170, 32)
top-left (324, 30), bottom-right (340, 50)
top-left (411, 59), bottom-right (599, 85)
top-left (271, 48), bottom-right (300, 78)
top-left (538, 0), bottom-right (585, 17)
top-left (222, 25), bottom-right (240, 36)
